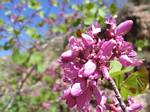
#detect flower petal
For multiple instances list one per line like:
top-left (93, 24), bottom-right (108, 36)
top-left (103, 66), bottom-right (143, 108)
top-left (71, 78), bottom-right (87, 96)
top-left (66, 96), bottom-right (76, 108)
top-left (93, 87), bottom-right (102, 104)
top-left (101, 39), bottom-right (116, 58)
top-left (92, 24), bottom-right (101, 34)
top-left (83, 60), bottom-right (96, 77)
top-left (61, 50), bottom-right (78, 62)
top-left (76, 86), bottom-right (92, 110)
top-left (82, 33), bottom-right (94, 46)
top-left (119, 55), bottom-right (133, 67)
top-left (115, 20), bottom-right (133, 35)
top-left (61, 87), bottom-right (71, 100)
top-left (101, 66), bottom-right (110, 80)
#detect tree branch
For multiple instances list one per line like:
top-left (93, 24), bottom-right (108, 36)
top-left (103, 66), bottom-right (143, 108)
top-left (16, 65), bottom-right (35, 95)
top-left (109, 77), bottom-right (128, 112)
top-left (2, 65), bottom-right (35, 112)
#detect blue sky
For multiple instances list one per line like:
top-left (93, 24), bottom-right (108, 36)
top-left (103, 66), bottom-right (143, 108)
top-left (0, 0), bottom-right (127, 57)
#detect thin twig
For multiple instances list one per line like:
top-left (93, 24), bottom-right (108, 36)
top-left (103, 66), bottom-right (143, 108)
top-left (2, 65), bottom-right (35, 111)
top-left (109, 77), bottom-right (128, 112)
top-left (16, 66), bottom-right (35, 95)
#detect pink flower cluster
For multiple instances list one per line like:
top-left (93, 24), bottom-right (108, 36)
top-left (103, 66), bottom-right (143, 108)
top-left (59, 17), bottom-right (142, 111)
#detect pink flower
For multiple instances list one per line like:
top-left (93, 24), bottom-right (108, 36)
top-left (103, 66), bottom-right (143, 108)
top-left (93, 87), bottom-right (107, 112)
top-left (119, 55), bottom-right (133, 67)
top-left (76, 86), bottom-right (93, 110)
top-left (82, 60), bottom-right (96, 77)
top-left (71, 78), bottom-right (87, 96)
top-left (62, 84), bottom-right (95, 110)
top-left (101, 66), bottom-right (110, 80)
top-left (69, 36), bottom-right (84, 51)
top-left (105, 16), bottom-right (116, 29)
top-left (62, 87), bottom-right (76, 108)
top-left (115, 20), bottom-right (133, 36)
top-left (82, 33), bottom-right (94, 46)
top-left (61, 50), bottom-right (79, 62)
top-left (87, 22), bottom-right (101, 35)
top-left (59, 16), bottom-right (142, 111)
top-left (91, 24), bottom-right (101, 34)
top-left (127, 96), bottom-right (143, 112)
top-left (62, 62), bottom-right (80, 80)
top-left (100, 39), bottom-right (116, 58)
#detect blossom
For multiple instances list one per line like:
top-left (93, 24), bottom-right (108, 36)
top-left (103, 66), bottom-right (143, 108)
top-left (70, 78), bottom-right (87, 96)
top-left (108, 96), bottom-right (142, 112)
top-left (82, 33), bottom-right (94, 46)
top-left (62, 82), bottom-right (101, 110)
top-left (100, 39), bottom-right (116, 58)
top-left (115, 20), bottom-right (133, 36)
top-left (87, 22), bottom-right (101, 35)
top-left (101, 66), bottom-right (110, 80)
top-left (81, 60), bottom-right (96, 77)
top-left (59, 17), bottom-right (142, 111)
top-left (127, 96), bottom-right (143, 112)
top-left (61, 50), bottom-right (79, 62)
top-left (94, 88), bottom-right (107, 112)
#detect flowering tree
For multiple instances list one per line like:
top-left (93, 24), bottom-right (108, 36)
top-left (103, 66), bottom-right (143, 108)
top-left (59, 17), bottom-right (143, 112)
top-left (0, 0), bottom-right (110, 111)
top-left (0, 0), bottom-right (149, 112)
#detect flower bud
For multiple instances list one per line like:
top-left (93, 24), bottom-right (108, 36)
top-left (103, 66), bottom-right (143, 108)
top-left (115, 20), bottom-right (133, 35)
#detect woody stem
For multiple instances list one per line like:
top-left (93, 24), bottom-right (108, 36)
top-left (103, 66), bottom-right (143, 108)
top-left (109, 77), bottom-right (128, 112)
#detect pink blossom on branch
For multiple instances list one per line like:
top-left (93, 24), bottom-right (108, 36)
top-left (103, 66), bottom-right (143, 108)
top-left (59, 16), bottom-right (142, 111)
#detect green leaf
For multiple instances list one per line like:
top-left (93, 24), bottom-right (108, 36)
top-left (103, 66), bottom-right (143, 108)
top-left (114, 73), bottom-right (124, 89)
top-left (72, 18), bottom-right (81, 27)
top-left (12, 49), bottom-right (29, 65)
top-left (21, 0), bottom-right (25, 4)
top-left (90, 7), bottom-right (98, 14)
top-left (49, 13), bottom-right (56, 19)
top-left (28, 52), bottom-right (43, 66)
top-left (51, 24), bottom-right (66, 33)
top-left (0, 19), bottom-right (4, 26)
top-left (98, 7), bottom-right (106, 17)
top-left (7, 26), bottom-right (13, 33)
top-left (135, 39), bottom-right (148, 51)
top-left (25, 27), bottom-right (41, 39)
top-left (51, 26), bottom-right (60, 33)
top-left (98, 0), bottom-right (102, 4)
top-left (85, 3), bottom-right (94, 10)
top-left (123, 73), bottom-right (140, 88)
top-left (110, 3), bottom-right (117, 16)
top-left (28, 0), bottom-right (41, 10)
top-left (38, 11), bottom-right (44, 18)
top-left (51, 0), bottom-right (58, 7)
top-left (120, 67), bottom-right (149, 98)
top-left (0, 0), bottom-right (10, 3)
top-left (53, 0), bottom-right (59, 7)
top-left (3, 42), bottom-right (10, 50)
top-left (37, 21), bottom-right (45, 27)
top-left (97, 16), bottom-right (105, 26)
top-left (42, 75), bottom-right (53, 84)
top-left (37, 63), bottom-right (46, 73)
top-left (50, 104), bottom-right (57, 112)
top-left (17, 15), bottom-right (25, 22)
top-left (120, 86), bottom-right (134, 99)
top-left (14, 29), bottom-right (20, 35)
top-left (122, 66), bottom-right (134, 73)
top-left (84, 17), bottom-right (93, 25)
top-left (110, 66), bottom-right (133, 78)
top-left (71, 4), bottom-right (79, 11)
top-left (109, 60), bottom-right (122, 74)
